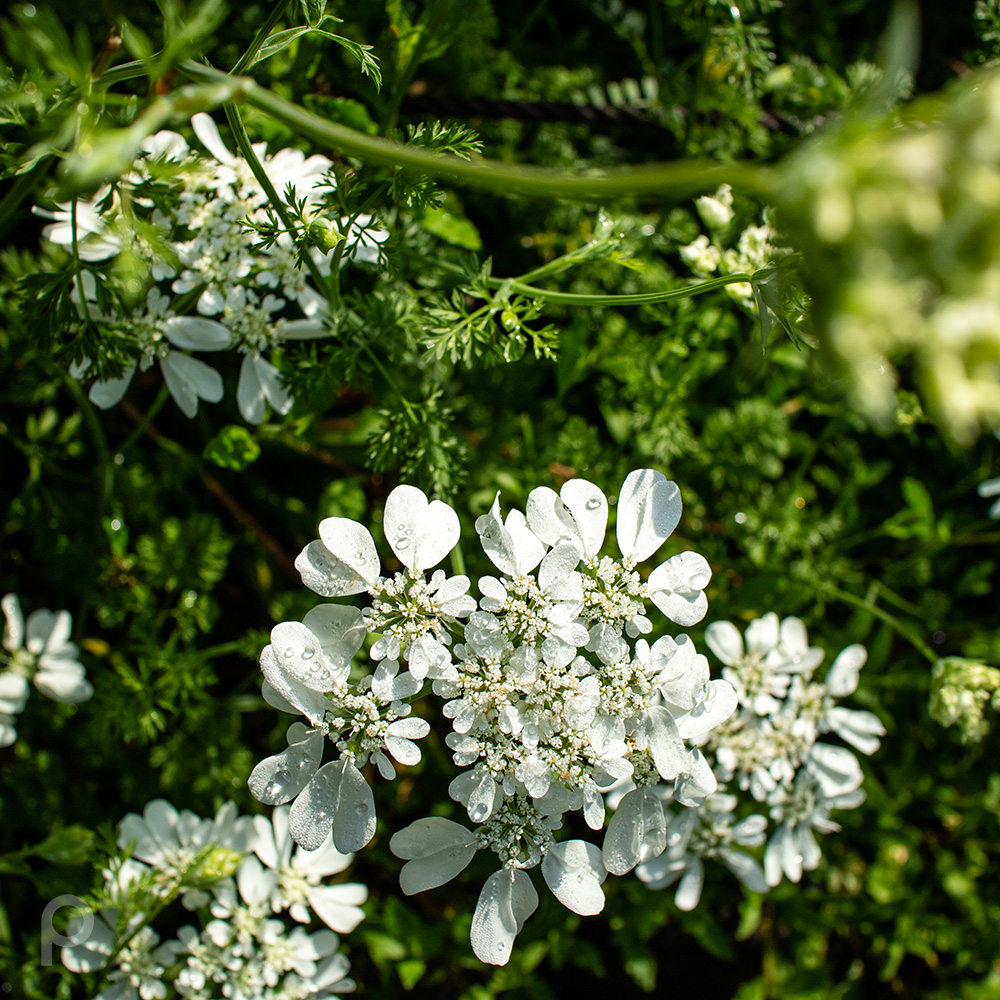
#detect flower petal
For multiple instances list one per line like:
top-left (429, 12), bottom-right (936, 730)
top-left (470, 868), bottom-right (538, 966)
top-left (615, 469), bottom-right (681, 563)
top-left (541, 840), bottom-right (607, 915)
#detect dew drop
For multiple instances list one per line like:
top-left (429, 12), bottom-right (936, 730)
top-left (470, 803), bottom-right (489, 823)
top-left (301, 647), bottom-right (315, 660)
top-left (576, 873), bottom-right (586, 883)
top-left (585, 497), bottom-right (602, 511)
top-left (283, 647), bottom-right (295, 658)
top-left (354, 551), bottom-right (367, 564)
top-left (497, 942), bottom-right (506, 951)
top-left (396, 536), bottom-right (411, 550)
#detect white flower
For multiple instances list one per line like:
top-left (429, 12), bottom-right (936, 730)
top-left (79, 287), bottom-right (230, 418)
top-left (246, 807), bottom-right (368, 935)
top-left (0, 593), bottom-right (92, 745)
top-left (635, 794), bottom-right (768, 908)
top-left (117, 799), bottom-right (254, 905)
top-left (34, 187), bottom-right (120, 261)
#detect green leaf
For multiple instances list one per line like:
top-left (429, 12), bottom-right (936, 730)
top-left (397, 958), bottom-right (426, 990)
top-left (420, 204), bottom-right (482, 250)
top-left (203, 425), bottom-right (261, 470)
top-left (31, 826), bottom-right (96, 864)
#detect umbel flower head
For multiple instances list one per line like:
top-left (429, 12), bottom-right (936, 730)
top-left (39, 113), bottom-right (387, 424)
top-left (62, 798), bottom-right (362, 1000)
top-left (776, 67), bottom-right (1000, 442)
top-left (250, 471), bottom-right (740, 964)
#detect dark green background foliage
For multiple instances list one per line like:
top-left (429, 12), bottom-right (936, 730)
top-left (2, 0), bottom-right (999, 997)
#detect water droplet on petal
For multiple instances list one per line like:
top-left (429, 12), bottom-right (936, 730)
top-left (497, 942), bottom-right (506, 951)
top-left (585, 497), bottom-right (602, 511)
top-left (576, 873), bottom-right (586, 883)
top-left (354, 551), bottom-right (367, 564)
top-left (302, 647), bottom-right (315, 660)
top-left (283, 647), bottom-right (295, 658)
top-left (396, 536), bottom-right (411, 550)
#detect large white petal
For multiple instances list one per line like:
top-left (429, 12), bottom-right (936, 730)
top-left (248, 730), bottom-right (323, 805)
top-left (317, 518), bottom-right (380, 589)
top-left (332, 760), bottom-right (376, 853)
top-left (703, 621), bottom-right (743, 665)
top-left (302, 604), bottom-right (367, 675)
top-left (559, 479), bottom-right (609, 559)
top-left (270, 621), bottom-right (341, 692)
top-left (541, 840), bottom-right (606, 915)
top-left (160, 352), bottom-right (223, 418)
top-left (191, 112), bottom-right (234, 164)
top-left (164, 316), bottom-right (231, 351)
top-left (390, 817), bottom-right (479, 894)
top-left (644, 706), bottom-right (687, 781)
top-left (259, 645), bottom-right (331, 725)
top-left (525, 486), bottom-right (581, 549)
top-left (308, 883), bottom-right (368, 932)
top-left (471, 868), bottom-right (538, 966)
top-left (289, 761), bottom-right (343, 850)
top-left (674, 857), bottom-right (704, 911)
top-left (237, 355), bottom-right (266, 425)
top-left (825, 644), bottom-right (868, 697)
top-left (88, 366), bottom-right (136, 410)
top-left (383, 484), bottom-right (460, 572)
top-left (615, 469), bottom-right (681, 563)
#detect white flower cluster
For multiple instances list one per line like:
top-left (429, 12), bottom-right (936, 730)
top-left (39, 113), bottom-right (387, 423)
top-left (0, 593), bottom-right (92, 746)
top-left (679, 185), bottom-right (790, 310)
top-left (252, 470), bottom-right (741, 964)
top-left (61, 799), bottom-right (363, 1000)
top-left (636, 613), bottom-right (885, 909)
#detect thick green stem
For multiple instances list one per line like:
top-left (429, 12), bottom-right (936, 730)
top-left (180, 61), bottom-right (775, 201)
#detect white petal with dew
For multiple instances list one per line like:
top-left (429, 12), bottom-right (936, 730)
top-left (248, 730), bottom-right (323, 805)
top-left (317, 518), bottom-right (380, 589)
top-left (615, 469), bottom-right (681, 563)
top-left (270, 621), bottom-right (341, 693)
top-left (471, 868), bottom-right (538, 966)
top-left (541, 840), bottom-right (607, 915)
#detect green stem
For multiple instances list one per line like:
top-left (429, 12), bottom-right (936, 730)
top-left (816, 581), bottom-right (937, 664)
top-left (180, 61), bottom-right (775, 201)
top-left (117, 384), bottom-right (170, 455)
top-left (222, 102), bottom-right (338, 307)
top-left (232, 0), bottom-right (295, 74)
top-left (489, 272), bottom-right (754, 306)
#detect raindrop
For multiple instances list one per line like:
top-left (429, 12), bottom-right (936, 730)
top-left (576, 873), bottom-right (587, 883)
top-left (470, 803), bottom-right (488, 823)
top-left (396, 536), bottom-right (411, 550)
top-left (354, 551), bottom-right (367, 564)
top-left (497, 942), bottom-right (506, 952)
top-left (585, 497), bottom-right (602, 511)
top-left (283, 647), bottom-right (295, 658)
top-left (355, 802), bottom-right (368, 814)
